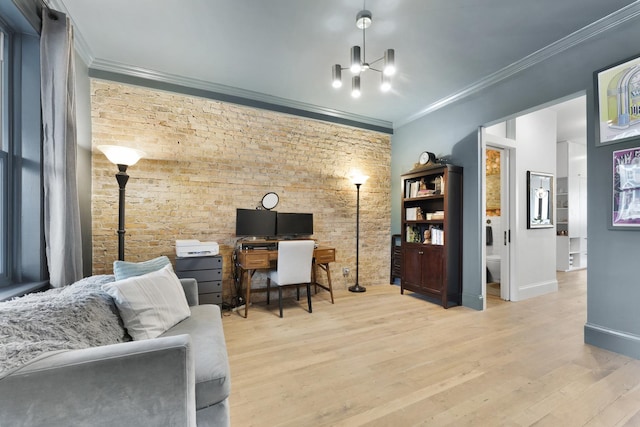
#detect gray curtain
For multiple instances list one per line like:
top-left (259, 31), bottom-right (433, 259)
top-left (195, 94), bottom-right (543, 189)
top-left (40, 9), bottom-right (83, 287)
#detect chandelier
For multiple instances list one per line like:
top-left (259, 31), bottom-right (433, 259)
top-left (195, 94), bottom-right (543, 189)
top-left (331, 9), bottom-right (396, 98)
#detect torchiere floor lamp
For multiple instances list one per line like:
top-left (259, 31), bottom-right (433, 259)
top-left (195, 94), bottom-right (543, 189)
top-left (349, 173), bottom-right (369, 293)
top-left (97, 145), bottom-right (145, 261)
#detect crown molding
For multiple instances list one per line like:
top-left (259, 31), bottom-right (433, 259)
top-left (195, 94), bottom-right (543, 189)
top-left (395, 1), bottom-right (640, 128)
top-left (53, 0), bottom-right (640, 131)
top-left (53, 1), bottom-right (390, 131)
top-left (49, 0), bottom-right (93, 65)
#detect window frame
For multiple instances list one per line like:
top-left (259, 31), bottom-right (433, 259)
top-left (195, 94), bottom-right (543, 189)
top-left (0, 6), bottom-right (46, 293)
top-left (0, 26), bottom-right (9, 286)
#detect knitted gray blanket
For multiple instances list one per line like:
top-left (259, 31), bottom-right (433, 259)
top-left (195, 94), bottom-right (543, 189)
top-left (0, 275), bottom-right (129, 378)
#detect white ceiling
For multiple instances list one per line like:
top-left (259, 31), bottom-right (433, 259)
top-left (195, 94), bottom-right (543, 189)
top-left (52, 0), bottom-right (638, 129)
top-left (549, 96), bottom-right (587, 144)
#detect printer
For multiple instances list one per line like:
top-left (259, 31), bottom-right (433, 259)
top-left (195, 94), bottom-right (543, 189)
top-left (175, 239), bottom-right (219, 257)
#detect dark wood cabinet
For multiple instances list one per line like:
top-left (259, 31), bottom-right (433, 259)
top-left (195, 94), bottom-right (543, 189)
top-left (400, 164), bottom-right (462, 308)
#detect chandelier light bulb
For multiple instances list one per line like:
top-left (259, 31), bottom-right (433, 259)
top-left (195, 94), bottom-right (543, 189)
top-left (351, 76), bottom-right (361, 98)
top-left (383, 65), bottom-right (396, 76)
top-left (383, 49), bottom-right (396, 76)
top-left (332, 64), bottom-right (343, 88)
top-left (350, 46), bottom-right (362, 74)
top-left (380, 74), bottom-right (391, 92)
top-left (355, 10), bottom-right (372, 29)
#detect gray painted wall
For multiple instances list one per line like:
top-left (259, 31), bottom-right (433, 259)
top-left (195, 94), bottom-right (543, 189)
top-left (392, 17), bottom-right (640, 357)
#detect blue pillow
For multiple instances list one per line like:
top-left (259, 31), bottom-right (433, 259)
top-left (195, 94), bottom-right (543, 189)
top-left (113, 256), bottom-right (172, 281)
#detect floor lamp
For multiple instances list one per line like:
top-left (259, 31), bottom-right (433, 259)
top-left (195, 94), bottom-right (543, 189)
top-left (349, 173), bottom-right (369, 293)
top-left (97, 145), bottom-right (145, 261)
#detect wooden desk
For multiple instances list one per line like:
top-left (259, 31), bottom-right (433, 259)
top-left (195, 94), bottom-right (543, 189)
top-left (235, 246), bottom-right (336, 318)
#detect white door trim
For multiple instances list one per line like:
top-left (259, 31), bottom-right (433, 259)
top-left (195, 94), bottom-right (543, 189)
top-left (480, 127), bottom-right (517, 305)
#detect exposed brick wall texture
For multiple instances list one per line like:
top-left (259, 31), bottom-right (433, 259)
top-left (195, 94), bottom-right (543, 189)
top-left (486, 148), bottom-right (501, 216)
top-left (90, 80), bottom-right (391, 303)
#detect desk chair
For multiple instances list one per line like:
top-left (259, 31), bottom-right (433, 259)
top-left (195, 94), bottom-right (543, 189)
top-left (266, 240), bottom-right (315, 318)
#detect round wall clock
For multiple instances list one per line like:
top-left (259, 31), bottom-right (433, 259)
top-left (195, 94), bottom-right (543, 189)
top-left (261, 192), bottom-right (279, 210)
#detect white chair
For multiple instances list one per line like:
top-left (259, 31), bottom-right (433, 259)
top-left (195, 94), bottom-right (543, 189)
top-left (266, 240), bottom-right (315, 318)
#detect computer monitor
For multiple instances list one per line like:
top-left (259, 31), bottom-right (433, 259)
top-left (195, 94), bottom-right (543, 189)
top-left (276, 212), bottom-right (313, 237)
top-left (235, 208), bottom-right (277, 237)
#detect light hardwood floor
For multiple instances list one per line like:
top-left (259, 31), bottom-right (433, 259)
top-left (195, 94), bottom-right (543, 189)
top-left (222, 270), bottom-right (640, 426)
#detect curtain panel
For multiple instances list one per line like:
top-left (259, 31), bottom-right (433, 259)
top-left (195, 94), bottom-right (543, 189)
top-left (40, 9), bottom-right (83, 287)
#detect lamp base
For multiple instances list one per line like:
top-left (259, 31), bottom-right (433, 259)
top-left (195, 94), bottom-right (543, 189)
top-left (348, 283), bottom-right (366, 293)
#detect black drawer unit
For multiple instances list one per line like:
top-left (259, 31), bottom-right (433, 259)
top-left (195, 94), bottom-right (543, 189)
top-left (175, 255), bottom-right (222, 306)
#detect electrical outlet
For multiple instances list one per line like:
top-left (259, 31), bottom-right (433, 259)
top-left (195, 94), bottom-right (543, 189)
top-left (342, 267), bottom-right (350, 277)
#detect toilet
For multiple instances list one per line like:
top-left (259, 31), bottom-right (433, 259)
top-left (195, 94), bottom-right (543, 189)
top-left (486, 254), bottom-right (501, 283)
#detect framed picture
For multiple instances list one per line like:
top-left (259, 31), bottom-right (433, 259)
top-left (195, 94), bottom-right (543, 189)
top-left (595, 53), bottom-right (640, 145)
top-left (612, 146), bottom-right (640, 228)
top-left (527, 171), bottom-right (553, 229)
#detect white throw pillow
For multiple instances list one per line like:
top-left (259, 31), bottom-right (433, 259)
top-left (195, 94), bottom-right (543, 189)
top-left (102, 264), bottom-right (191, 340)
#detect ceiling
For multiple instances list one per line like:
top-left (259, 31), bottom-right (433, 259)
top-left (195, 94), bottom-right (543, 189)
top-left (51, 0), bottom-right (638, 130)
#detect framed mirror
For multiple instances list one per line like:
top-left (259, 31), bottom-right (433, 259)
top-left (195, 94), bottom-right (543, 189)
top-left (261, 192), bottom-right (279, 210)
top-left (527, 171), bottom-right (554, 229)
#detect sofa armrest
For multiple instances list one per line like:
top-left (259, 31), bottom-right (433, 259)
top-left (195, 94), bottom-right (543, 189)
top-left (180, 277), bottom-right (199, 306)
top-left (0, 335), bottom-right (196, 427)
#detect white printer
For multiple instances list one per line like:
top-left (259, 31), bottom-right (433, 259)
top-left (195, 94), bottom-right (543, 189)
top-left (175, 240), bottom-right (219, 257)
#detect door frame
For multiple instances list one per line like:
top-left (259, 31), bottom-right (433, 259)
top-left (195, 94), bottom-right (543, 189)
top-left (480, 127), bottom-right (517, 308)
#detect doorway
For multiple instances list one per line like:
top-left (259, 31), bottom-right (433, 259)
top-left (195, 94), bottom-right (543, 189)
top-left (480, 128), bottom-right (516, 308)
top-left (478, 93), bottom-right (587, 310)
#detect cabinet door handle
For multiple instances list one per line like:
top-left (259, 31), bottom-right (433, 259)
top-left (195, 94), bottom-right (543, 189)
top-left (418, 251), bottom-right (424, 255)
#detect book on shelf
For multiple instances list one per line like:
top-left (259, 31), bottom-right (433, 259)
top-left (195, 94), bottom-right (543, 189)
top-left (431, 210), bottom-right (445, 220)
top-left (410, 181), bottom-right (420, 198)
top-left (406, 207), bottom-right (419, 220)
top-left (416, 188), bottom-right (435, 197)
top-left (431, 228), bottom-right (445, 245)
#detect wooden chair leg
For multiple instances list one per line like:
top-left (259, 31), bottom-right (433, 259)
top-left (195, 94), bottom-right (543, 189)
top-left (278, 287), bottom-right (283, 318)
top-left (306, 283), bottom-right (312, 313)
top-left (326, 265), bottom-right (334, 304)
top-left (266, 277), bottom-right (271, 305)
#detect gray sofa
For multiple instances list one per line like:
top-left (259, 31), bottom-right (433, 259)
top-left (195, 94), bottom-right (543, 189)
top-left (0, 277), bottom-right (231, 427)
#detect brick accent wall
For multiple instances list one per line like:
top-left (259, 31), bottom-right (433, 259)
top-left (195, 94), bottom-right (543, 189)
top-left (90, 80), bottom-right (391, 303)
top-left (486, 148), bottom-right (501, 217)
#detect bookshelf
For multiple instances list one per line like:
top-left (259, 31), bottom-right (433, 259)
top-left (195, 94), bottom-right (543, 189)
top-left (400, 164), bottom-right (463, 308)
top-left (556, 141), bottom-right (587, 271)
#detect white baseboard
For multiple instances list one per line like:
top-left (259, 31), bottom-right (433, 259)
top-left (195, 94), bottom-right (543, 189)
top-left (513, 279), bottom-right (558, 301)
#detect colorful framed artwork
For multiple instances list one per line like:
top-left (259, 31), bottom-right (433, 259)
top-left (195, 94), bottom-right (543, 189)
top-left (595, 53), bottom-right (640, 145)
top-left (612, 146), bottom-right (640, 228)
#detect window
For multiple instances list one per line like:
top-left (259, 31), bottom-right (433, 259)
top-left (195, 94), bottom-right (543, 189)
top-left (0, 5), bottom-right (46, 292)
top-left (0, 29), bottom-right (8, 285)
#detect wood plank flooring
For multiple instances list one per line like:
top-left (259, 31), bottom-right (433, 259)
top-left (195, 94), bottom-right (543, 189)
top-left (221, 270), bottom-right (640, 426)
